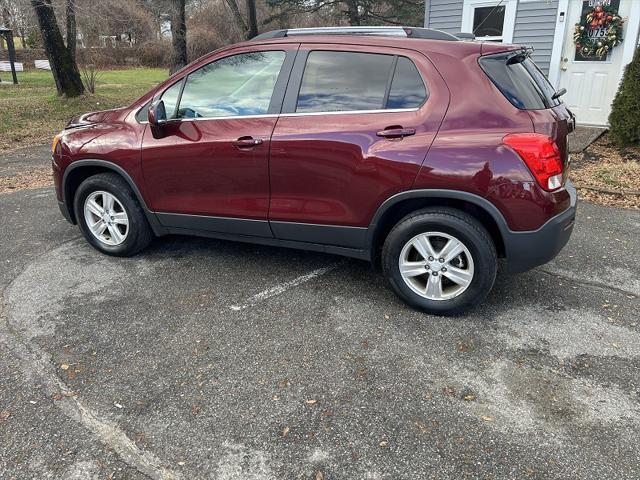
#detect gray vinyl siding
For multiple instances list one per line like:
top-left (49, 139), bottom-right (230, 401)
top-left (426, 0), bottom-right (464, 35)
top-left (512, 0), bottom-right (559, 74)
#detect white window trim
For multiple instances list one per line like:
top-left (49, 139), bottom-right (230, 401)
top-left (548, 0), bottom-right (570, 88)
top-left (461, 0), bottom-right (517, 43)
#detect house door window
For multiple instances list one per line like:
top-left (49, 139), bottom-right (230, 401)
top-left (461, 0), bottom-right (517, 43)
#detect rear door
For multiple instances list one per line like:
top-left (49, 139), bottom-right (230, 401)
top-left (268, 44), bottom-right (449, 247)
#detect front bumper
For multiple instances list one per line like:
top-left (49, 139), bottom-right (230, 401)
top-left (504, 181), bottom-right (577, 273)
top-left (58, 200), bottom-right (75, 224)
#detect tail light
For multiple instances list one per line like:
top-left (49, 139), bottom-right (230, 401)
top-left (503, 133), bottom-right (563, 191)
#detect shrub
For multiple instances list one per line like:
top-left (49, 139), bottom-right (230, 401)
top-left (609, 46), bottom-right (640, 146)
top-left (187, 27), bottom-right (223, 62)
top-left (137, 41), bottom-right (171, 68)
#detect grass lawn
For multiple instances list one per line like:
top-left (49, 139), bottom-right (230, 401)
top-left (0, 68), bottom-right (167, 152)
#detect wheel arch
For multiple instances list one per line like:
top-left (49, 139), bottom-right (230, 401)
top-left (62, 160), bottom-right (165, 235)
top-left (368, 190), bottom-right (509, 265)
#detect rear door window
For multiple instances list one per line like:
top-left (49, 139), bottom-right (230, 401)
top-left (296, 51), bottom-right (427, 113)
top-left (297, 51), bottom-right (394, 113)
top-left (387, 57), bottom-right (427, 109)
top-left (479, 53), bottom-right (559, 110)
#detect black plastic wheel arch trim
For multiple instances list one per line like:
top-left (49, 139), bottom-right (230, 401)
top-left (367, 185), bottom-right (577, 272)
top-left (61, 159), bottom-right (167, 236)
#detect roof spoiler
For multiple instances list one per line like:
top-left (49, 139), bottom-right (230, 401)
top-left (505, 46), bottom-right (535, 64)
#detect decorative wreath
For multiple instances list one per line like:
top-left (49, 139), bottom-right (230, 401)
top-left (573, 4), bottom-right (624, 58)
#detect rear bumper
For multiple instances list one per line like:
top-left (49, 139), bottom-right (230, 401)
top-left (504, 181), bottom-right (577, 273)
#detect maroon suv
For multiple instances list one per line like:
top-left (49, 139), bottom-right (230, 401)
top-left (52, 27), bottom-right (577, 315)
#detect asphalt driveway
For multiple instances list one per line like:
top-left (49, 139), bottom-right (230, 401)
top-left (1, 147), bottom-right (639, 479)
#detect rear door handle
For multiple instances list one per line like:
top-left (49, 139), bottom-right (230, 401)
top-left (233, 136), bottom-right (263, 148)
top-left (376, 127), bottom-right (416, 139)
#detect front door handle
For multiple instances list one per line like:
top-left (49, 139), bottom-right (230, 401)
top-left (376, 127), bottom-right (416, 139)
top-left (233, 136), bottom-right (263, 148)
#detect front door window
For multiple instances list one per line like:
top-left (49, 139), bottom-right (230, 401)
top-left (177, 51), bottom-right (286, 118)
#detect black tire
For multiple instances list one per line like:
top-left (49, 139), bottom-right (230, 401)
top-left (381, 207), bottom-right (497, 315)
top-left (73, 172), bottom-right (153, 256)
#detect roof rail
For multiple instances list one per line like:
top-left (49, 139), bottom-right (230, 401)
top-left (456, 32), bottom-right (476, 40)
top-left (252, 26), bottom-right (460, 42)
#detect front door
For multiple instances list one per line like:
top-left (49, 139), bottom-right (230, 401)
top-left (558, 0), bottom-right (631, 126)
top-left (141, 46), bottom-right (296, 236)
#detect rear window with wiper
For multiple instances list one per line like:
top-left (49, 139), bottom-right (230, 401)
top-left (479, 52), bottom-right (560, 110)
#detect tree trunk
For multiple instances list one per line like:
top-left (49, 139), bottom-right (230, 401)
top-left (65, 0), bottom-right (76, 61)
top-left (345, 0), bottom-right (360, 25)
top-left (0, 6), bottom-right (8, 51)
top-left (245, 0), bottom-right (258, 39)
top-left (169, 0), bottom-right (187, 75)
top-left (31, 0), bottom-right (84, 97)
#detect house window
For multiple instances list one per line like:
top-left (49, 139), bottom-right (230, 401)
top-left (472, 5), bottom-right (506, 41)
top-left (462, 0), bottom-right (516, 44)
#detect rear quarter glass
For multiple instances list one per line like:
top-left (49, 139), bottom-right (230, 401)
top-left (479, 53), bottom-right (560, 110)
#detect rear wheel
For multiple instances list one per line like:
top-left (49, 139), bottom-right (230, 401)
top-left (382, 207), bottom-right (497, 315)
top-left (74, 173), bottom-right (153, 256)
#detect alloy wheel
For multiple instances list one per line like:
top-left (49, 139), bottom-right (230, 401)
top-left (398, 231), bottom-right (474, 301)
top-left (83, 191), bottom-right (129, 246)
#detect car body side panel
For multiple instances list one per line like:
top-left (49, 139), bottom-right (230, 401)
top-left (413, 47), bottom-right (571, 232)
top-left (55, 108), bottom-right (149, 204)
top-left (268, 43), bottom-right (449, 228)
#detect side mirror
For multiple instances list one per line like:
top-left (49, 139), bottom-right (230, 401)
top-left (148, 99), bottom-right (167, 126)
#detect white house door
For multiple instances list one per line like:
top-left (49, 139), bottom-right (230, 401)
top-left (558, 0), bottom-right (631, 126)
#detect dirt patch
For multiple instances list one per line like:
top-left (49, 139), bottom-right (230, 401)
top-left (0, 167), bottom-right (53, 193)
top-left (571, 133), bottom-right (640, 209)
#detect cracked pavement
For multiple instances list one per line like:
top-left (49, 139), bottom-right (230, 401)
top-left (1, 146), bottom-right (639, 479)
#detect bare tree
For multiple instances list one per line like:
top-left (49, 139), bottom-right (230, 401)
top-left (223, 0), bottom-right (246, 37)
top-left (31, 0), bottom-right (84, 97)
top-left (169, 0), bottom-right (187, 74)
top-left (245, 0), bottom-right (257, 38)
top-left (65, 0), bottom-right (76, 60)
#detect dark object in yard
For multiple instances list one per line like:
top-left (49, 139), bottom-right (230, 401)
top-left (0, 28), bottom-right (19, 84)
top-left (30, 0), bottom-right (84, 97)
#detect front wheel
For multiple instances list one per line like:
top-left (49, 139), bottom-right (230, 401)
top-left (381, 207), bottom-right (497, 315)
top-left (73, 172), bottom-right (153, 256)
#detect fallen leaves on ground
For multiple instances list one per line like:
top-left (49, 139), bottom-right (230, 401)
top-left (571, 134), bottom-right (640, 209)
top-left (0, 168), bottom-right (53, 193)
